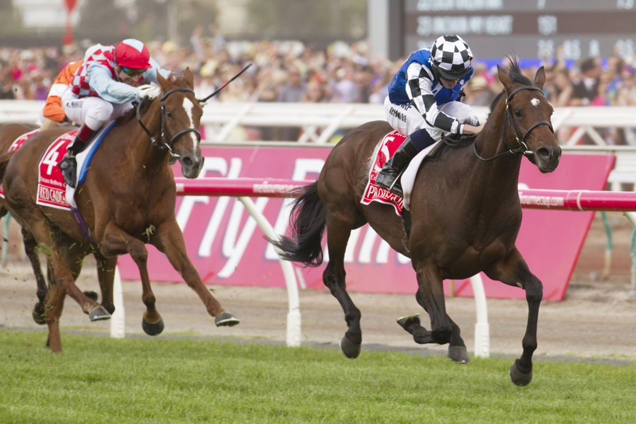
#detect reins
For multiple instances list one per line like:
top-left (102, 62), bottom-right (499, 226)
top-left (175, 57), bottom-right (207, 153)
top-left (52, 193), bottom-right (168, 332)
top-left (474, 85), bottom-right (554, 162)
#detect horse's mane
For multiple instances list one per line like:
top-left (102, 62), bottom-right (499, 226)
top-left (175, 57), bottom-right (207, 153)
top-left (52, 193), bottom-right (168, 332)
top-left (117, 72), bottom-right (191, 125)
top-left (489, 56), bottom-right (532, 113)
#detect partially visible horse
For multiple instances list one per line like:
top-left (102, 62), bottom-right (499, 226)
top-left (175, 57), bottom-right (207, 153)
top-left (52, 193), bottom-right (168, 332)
top-left (0, 123), bottom-right (110, 325)
top-left (0, 69), bottom-right (239, 352)
top-left (272, 60), bottom-right (561, 386)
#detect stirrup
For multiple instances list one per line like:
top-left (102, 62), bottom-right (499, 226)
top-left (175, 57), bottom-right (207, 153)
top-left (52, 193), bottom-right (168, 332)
top-left (59, 157), bottom-right (77, 188)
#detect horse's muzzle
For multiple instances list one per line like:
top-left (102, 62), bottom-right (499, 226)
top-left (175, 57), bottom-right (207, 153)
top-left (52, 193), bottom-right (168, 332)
top-left (533, 145), bottom-right (562, 173)
top-left (180, 155), bottom-right (205, 178)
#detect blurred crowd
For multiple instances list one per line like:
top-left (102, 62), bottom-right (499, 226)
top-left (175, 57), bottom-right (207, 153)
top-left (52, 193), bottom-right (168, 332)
top-left (1, 31), bottom-right (636, 143)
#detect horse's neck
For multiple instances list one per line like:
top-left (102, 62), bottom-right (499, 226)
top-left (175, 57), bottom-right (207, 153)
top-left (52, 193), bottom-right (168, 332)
top-left (467, 99), bottom-right (523, 198)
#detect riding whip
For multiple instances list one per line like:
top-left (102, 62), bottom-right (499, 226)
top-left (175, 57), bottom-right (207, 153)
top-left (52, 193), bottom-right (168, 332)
top-left (198, 62), bottom-right (253, 104)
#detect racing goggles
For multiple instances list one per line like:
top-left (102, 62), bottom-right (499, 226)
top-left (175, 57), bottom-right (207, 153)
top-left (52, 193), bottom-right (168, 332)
top-left (121, 67), bottom-right (146, 77)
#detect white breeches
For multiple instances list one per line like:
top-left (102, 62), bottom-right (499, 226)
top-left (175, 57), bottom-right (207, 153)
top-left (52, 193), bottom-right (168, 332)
top-left (384, 96), bottom-right (479, 142)
top-left (62, 91), bottom-right (133, 130)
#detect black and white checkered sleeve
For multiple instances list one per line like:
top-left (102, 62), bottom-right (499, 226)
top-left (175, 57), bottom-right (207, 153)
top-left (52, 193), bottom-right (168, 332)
top-left (404, 62), bottom-right (461, 134)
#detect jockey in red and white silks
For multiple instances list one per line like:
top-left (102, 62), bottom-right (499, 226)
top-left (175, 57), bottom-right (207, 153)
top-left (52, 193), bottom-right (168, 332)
top-left (59, 39), bottom-right (172, 188)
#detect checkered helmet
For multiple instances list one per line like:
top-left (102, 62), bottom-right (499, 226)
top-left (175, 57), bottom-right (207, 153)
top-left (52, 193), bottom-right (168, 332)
top-left (429, 35), bottom-right (473, 80)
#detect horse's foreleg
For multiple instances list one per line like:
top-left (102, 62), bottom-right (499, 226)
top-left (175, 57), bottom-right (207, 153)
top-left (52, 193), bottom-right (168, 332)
top-left (398, 290), bottom-right (468, 364)
top-left (100, 222), bottom-right (163, 335)
top-left (94, 253), bottom-right (117, 315)
top-left (485, 247), bottom-right (542, 386)
top-left (323, 218), bottom-right (362, 359)
top-left (407, 264), bottom-right (465, 361)
top-left (152, 220), bottom-right (239, 327)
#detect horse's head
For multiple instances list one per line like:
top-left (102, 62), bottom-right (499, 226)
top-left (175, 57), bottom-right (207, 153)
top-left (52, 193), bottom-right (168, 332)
top-left (156, 68), bottom-right (205, 178)
top-left (497, 61), bottom-right (561, 173)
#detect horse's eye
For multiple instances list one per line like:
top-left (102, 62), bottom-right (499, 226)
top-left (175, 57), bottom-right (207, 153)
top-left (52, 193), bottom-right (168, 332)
top-left (513, 109), bottom-right (522, 117)
top-left (166, 110), bottom-right (172, 118)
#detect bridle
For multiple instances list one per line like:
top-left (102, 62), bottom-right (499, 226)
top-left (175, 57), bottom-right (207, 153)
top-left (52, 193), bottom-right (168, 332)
top-left (135, 63), bottom-right (252, 159)
top-left (135, 87), bottom-right (201, 159)
top-left (474, 85), bottom-right (554, 162)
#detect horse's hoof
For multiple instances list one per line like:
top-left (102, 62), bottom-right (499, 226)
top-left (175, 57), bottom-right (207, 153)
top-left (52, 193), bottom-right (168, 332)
top-left (339, 335), bottom-right (361, 359)
top-left (32, 303), bottom-right (46, 325)
top-left (83, 291), bottom-right (99, 302)
top-left (88, 306), bottom-right (111, 321)
top-left (509, 360), bottom-right (533, 386)
top-left (396, 313), bottom-right (420, 330)
top-left (142, 317), bottom-right (164, 336)
top-left (448, 345), bottom-right (470, 364)
top-left (215, 312), bottom-right (240, 327)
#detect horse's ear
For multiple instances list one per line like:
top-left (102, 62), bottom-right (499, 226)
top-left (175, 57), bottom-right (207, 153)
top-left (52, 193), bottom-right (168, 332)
top-left (533, 66), bottom-right (546, 89)
top-left (156, 71), bottom-right (170, 92)
top-left (184, 67), bottom-right (194, 89)
top-left (497, 65), bottom-right (514, 93)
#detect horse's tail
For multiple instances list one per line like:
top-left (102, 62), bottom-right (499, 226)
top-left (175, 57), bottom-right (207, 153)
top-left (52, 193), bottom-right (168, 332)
top-left (0, 150), bottom-right (16, 182)
top-left (270, 181), bottom-right (326, 267)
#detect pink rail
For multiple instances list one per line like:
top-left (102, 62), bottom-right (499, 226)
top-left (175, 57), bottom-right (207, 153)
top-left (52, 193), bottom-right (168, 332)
top-left (175, 178), bottom-right (636, 212)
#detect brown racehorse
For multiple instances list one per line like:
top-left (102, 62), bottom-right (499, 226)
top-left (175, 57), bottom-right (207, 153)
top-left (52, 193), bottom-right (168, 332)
top-left (0, 123), bottom-right (113, 326)
top-left (0, 69), bottom-right (239, 352)
top-left (272, 60), bottom-right (561, 386)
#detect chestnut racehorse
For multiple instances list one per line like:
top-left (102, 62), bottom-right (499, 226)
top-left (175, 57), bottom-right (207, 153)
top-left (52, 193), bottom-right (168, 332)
top-left (0, 69), bottom-right (239, 352)
top-left (272, 60), bottom-right (561, 386)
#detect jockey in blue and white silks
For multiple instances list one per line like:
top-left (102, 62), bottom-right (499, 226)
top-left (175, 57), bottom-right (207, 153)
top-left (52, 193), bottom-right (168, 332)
top-left (376, 35), bottom-right (485, 196)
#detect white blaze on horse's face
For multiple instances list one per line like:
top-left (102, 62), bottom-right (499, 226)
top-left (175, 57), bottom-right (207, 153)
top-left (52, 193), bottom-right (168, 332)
top-left (182, 97), bottom-right (198, 151)
top-left (531, 98), bottom-right (540, 107)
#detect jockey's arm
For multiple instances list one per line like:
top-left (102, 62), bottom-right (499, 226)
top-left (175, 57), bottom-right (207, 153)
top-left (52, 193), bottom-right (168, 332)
top-left (87, 58), bottom-right (172, 104)
top-left (139, 58), bottom-right (173, 82)
top-left (405, 62), bottom-right (462, 135)
top-left (87, 64), bottom-right (139, 104)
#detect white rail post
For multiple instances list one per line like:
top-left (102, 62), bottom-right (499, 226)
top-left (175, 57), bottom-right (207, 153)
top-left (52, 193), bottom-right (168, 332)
top-left (110, 266), bottom-right (125, 338)
top-left (238, 196), bottom-right (302, 347)
top-left (470, 274), bottom-right (490, 358)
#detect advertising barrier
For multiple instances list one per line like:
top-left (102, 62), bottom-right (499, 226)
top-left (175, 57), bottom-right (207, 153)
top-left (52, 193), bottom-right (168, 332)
top-left (118, 146), bottom-right (615, 301)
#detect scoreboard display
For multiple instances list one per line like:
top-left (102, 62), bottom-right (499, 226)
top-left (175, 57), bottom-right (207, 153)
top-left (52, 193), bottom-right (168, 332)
top-left (402, 0), bottom-right (636, 60)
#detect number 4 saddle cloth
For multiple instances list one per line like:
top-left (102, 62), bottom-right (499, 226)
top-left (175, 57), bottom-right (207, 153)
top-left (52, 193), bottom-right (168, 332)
top-left (0, 121), bottom-right (115, 211)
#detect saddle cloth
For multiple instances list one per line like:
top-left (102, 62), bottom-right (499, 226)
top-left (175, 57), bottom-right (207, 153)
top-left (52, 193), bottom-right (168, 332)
top-left (0, 122), bottom-right (115, 211)
top-left (0, 129), bottom-right (39, 198)
top-left (360, 130), bottom-right (440, 215)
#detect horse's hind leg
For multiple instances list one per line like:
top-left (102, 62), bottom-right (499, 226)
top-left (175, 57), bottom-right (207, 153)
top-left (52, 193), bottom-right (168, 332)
top-left (485, 247), bottom-right (541, 386)
top-left (323, 217), bottom-right (363, 359)
top-left (21, 227), bottom-right (48, 325)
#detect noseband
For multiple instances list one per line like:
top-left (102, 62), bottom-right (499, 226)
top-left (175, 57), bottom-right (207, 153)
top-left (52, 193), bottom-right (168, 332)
top-left (474, 85), bottom-right (554, 162)
top-left (136, 87), bottom-right (202, 159)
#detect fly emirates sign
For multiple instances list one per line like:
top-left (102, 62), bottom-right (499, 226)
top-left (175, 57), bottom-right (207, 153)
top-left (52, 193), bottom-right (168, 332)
top-left (117, 145), bottom-right (614, 301)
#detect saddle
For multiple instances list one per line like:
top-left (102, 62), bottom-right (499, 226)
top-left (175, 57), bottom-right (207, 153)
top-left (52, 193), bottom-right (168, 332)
top-left (424, 133), bottom-right (478, 162)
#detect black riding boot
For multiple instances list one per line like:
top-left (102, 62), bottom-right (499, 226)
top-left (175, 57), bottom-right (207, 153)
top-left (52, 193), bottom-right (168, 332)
top-left (58, 124), bottom-right (96, 188)
top-left (375, 136), bottom-right (419, 196)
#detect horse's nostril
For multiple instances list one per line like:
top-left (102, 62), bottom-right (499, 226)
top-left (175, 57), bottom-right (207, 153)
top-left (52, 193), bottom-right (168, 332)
top-left (536, 147), bottom-right (550, 160)
top-left (182, 157), bottom-right (193, 167)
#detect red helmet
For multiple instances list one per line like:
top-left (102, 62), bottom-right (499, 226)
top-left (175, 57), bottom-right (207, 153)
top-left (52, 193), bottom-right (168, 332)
top-left (114, 39), bottom-right (151, 69)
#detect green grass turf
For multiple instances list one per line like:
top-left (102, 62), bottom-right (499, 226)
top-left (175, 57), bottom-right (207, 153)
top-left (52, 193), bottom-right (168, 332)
top-left (1, 330), bottom-right (635, 424)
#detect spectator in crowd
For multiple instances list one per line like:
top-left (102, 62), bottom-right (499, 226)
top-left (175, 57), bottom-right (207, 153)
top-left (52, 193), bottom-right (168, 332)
top-left (3, 36), bottom-right (636, 143)
top-left (570, 57), bottom-right (601, 107)
top-left (276, 65), bottom-right (306, 140)
top-left (465, 75), bottom-right (496, 107)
